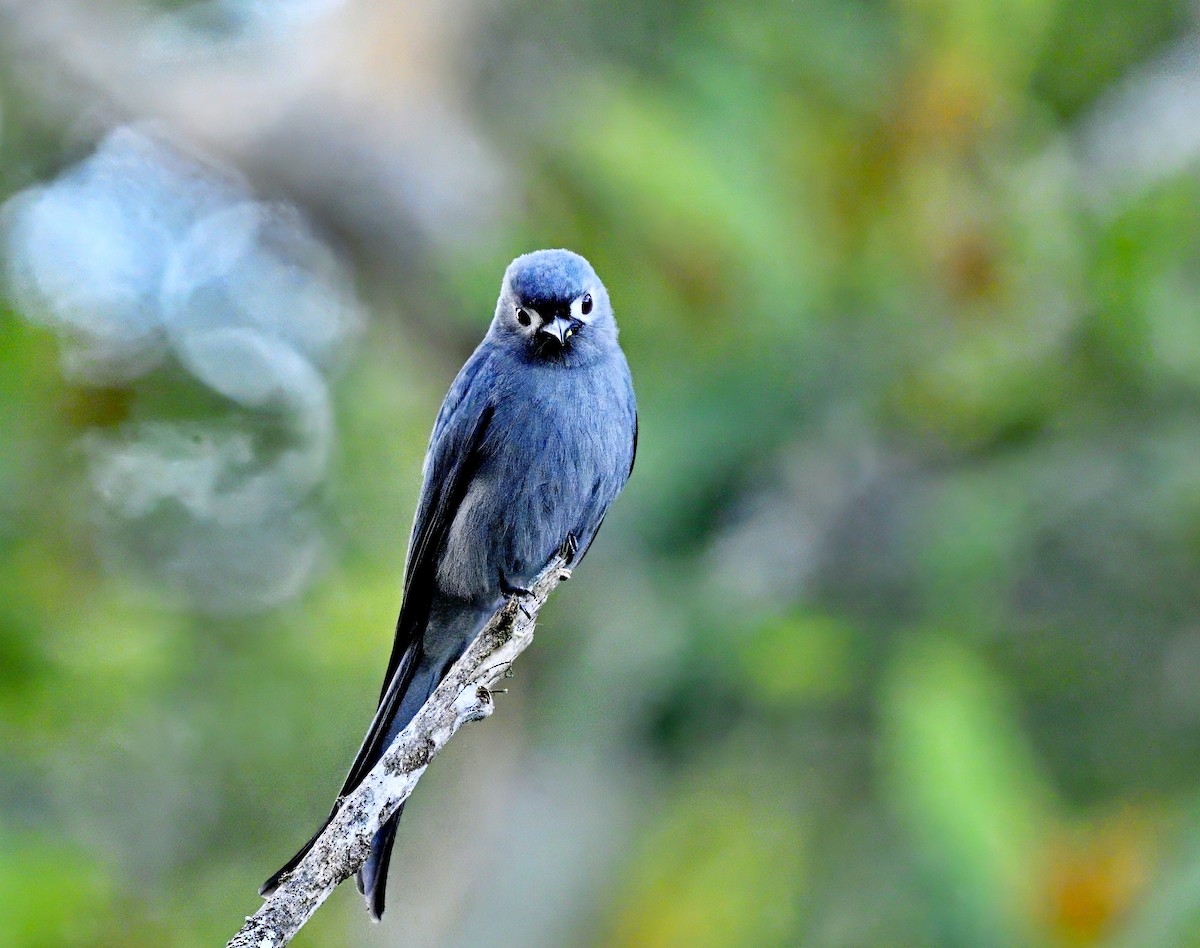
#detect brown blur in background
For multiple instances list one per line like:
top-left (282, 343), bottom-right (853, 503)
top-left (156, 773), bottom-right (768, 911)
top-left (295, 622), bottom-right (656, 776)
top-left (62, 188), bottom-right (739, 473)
top-left (3, 0), bottom-right (1200, 945)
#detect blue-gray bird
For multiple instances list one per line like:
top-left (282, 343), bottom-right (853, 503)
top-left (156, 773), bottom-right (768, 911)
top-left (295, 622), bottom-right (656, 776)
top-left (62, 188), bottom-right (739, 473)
top-left (261, 249), bottom-right (637, 919)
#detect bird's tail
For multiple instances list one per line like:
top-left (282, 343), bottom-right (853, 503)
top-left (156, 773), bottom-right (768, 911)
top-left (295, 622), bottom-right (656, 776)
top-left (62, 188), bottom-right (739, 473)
top-left (258, 641), bottom-right (427, 899)
top-left (258, 657), bottom-right (436, 902)
top-left (351, 600), bottom-right (492, 918)
top-left (259, 801), bottom-right (404, 917)
top-left (351, 658), bottom-right (442, 919)
top-left (260, 601), bottom-right (492, 915)
top-left (258, 813), bottom-right (330, 896)
top-left (357, 805), bottom-right (403, 919)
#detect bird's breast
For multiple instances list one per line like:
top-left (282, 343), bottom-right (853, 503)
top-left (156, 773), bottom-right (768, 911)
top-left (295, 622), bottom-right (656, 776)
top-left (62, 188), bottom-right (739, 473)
top-left (434, 359), bottom-right (633, 602)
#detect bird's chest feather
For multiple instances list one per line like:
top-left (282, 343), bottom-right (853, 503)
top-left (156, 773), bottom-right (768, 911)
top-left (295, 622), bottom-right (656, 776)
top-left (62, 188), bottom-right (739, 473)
top-left (437, 359), bottom-right (631, 599)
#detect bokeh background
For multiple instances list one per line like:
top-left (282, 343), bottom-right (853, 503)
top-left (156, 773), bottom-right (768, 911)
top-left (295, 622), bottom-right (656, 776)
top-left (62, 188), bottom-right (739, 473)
top-left (2, 0), bottom-right (1200, 945)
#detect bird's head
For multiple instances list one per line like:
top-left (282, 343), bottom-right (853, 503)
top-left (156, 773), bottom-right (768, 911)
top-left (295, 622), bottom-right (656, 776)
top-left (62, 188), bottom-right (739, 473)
top-left (492, 249), bottom-right (617, 364)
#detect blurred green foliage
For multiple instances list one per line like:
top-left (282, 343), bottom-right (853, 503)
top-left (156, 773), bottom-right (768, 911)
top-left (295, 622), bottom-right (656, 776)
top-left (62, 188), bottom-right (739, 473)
top-left (4, 0), bottom-right (1200, 945)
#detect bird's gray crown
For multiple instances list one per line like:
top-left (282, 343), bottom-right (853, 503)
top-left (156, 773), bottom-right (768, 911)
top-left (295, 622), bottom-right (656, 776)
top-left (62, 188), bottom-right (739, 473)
top-left (505, 249), bottom-right (598, 305)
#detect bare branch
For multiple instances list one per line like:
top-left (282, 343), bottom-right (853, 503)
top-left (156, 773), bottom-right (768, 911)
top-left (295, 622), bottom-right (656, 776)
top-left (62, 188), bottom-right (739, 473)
top-left (227, 556), bottom-right (571, 948)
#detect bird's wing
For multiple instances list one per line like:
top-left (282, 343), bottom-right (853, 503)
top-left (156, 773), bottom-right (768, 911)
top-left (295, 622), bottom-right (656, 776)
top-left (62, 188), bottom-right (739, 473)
top-left (258, 354), bottom-right (496, 897)
top-left (338, 348), bottom-right (495, 797)
top-left (573, 383), bottom-right (637, 565)
top-left (629, 407), bottom-right (638, 479)
top-left (385, 348), bottom-right (494, 696)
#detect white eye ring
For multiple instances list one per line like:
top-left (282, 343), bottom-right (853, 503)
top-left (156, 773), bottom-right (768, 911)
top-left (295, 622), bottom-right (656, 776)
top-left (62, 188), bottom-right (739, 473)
top-left (570, 293), bottom-right (595, 322)
top-left (515, 306), bottom-right (535, 327)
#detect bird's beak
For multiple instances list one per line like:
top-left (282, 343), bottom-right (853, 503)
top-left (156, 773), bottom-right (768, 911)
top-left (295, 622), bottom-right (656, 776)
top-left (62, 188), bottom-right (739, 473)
top-left (539, 316), bottom-right (574, 345)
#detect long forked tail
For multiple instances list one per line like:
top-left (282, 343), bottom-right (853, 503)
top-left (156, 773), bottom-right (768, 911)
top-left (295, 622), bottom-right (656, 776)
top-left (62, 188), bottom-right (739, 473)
top-left (346, 658), bottom-right (445, 916)
top-left (259, 797), bottom-right (408, 909)
top-left (259, 640), bottom-right (425, 898)
top-left (260, 600), bottom-right (493, 914)
top-left (357, 806), bottom-right (403, 920)
top-left (258, 811), bottom-right (332, 896)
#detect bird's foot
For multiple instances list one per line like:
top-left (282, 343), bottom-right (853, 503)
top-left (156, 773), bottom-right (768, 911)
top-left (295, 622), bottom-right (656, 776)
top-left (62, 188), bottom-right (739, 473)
top-left (499, 571), bottom-right (533, 598)
top-left (499, 571), bottom-right (535, 617)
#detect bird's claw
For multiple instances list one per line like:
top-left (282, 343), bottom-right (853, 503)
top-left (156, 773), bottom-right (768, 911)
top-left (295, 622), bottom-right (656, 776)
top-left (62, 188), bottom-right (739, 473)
top-left (499, 571), bottom-right (533, 598)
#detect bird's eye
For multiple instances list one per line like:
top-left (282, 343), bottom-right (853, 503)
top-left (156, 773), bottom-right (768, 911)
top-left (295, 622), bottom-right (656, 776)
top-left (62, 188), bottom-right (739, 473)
top-left (581, 293), bottom-right (593, 316)
top-left (516, 307), bottom-right (532, 327)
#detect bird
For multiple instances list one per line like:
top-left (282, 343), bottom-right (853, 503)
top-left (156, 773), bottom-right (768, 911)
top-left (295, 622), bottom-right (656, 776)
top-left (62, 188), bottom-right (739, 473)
top-left (260, 248), bottom-right (637, 919)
